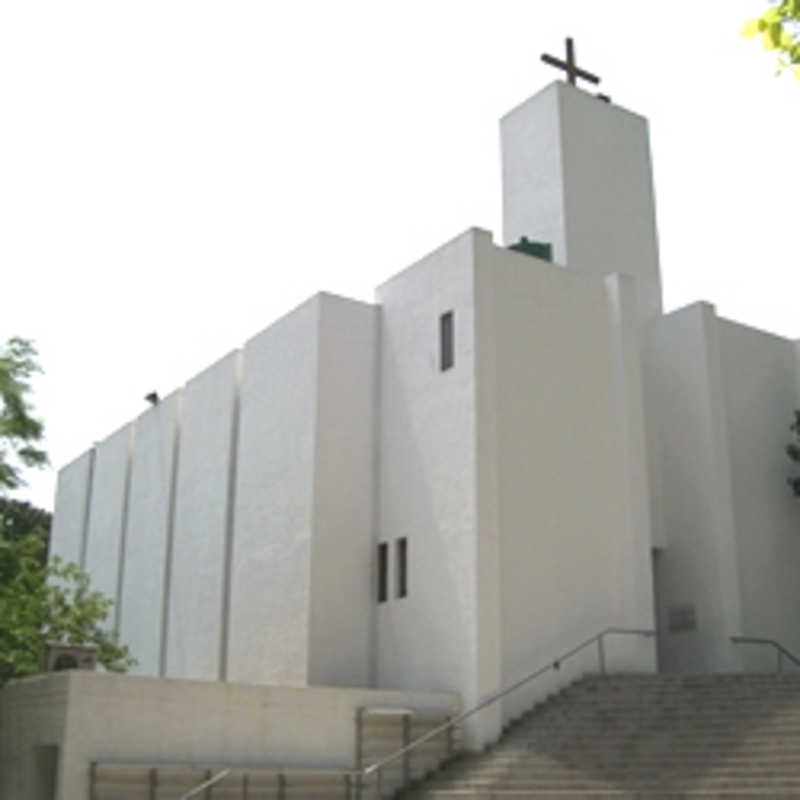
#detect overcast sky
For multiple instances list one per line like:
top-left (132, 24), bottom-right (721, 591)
top-left (2, 1), bottom-right (798, 511)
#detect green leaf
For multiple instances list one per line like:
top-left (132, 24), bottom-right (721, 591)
top-left (767, 22), bottom-right (784, 49)
top-left (0, 337), bottom-right (48, 491)
top-left (743, 18), bottom-right (762, 38)
top-left (0, 530), bottom-right (137, 687)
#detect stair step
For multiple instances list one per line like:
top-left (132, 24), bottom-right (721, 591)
top-left (400, 674), bottom-right (800, 800)
top-left (443, 765), bottom-right (800, 777)
top-left (412, 793), bottom-right (800, 799)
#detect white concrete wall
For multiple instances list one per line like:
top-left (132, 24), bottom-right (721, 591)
top-left (51, 294), bottom-right (379, 693)
top-left (605, 273), bottom-right (659, 552)
top-left (717, 318), bottom-right (800, 671)
top-left (0, 672), bottom-right (458, 800)
top-left (83, 423), bottom-right (135, 630)
top-left (308, 295), bottom-right (379, 688)
top-left (375, 229), bottom-right (492, 745)
top-left (645, 303), bottom-right (744, 672)
top-left (118, 391), bottom-right (181, 676)
top-left (167, 353), bottom-right (239, 681)
top-left (472, 231), bottom-right (504, 745)
top-left (501, 83), bottom-right (566, 261)
top-left (485, 246), bottom-right (655, 722)
top-left (49, 449), bottom-right (94, 568)
top-left (0, 673), bottom-right (69, 800)
top-left (501, 82), bottom-right (662, 322)
top-left (227, 299), bottom-right (319, 686)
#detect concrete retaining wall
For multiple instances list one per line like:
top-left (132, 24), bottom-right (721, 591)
top-left (0, 672), bottom-right (458, 800)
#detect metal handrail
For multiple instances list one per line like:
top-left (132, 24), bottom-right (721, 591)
top-left (178, 765), bottom-right (362, 799)
top-left (360, 626), bottom-right (655, 796)
top-left (731, 635), bottom-right (800, 673)
top-left (162, 626), bottom-right (653, 799)
top-left (181, 768), bottom-right (231, 799)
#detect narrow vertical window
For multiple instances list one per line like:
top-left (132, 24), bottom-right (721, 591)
top-left (440, 311), bottom-right (454, 371)
top-left (377, 542), bottom-right (388, 603)
top-left (396, 537), bottom-right (408, 599)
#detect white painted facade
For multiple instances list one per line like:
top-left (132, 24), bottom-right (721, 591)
top-left (81, 422), bottom-right (133, 628)
top-left (118, 390), bottom-right (180, 676)
top-left (49, 449), bottom-right (94, 567)
top-left (167, 351), bottom-right (239, 681)
top-left (646, 304), bottom-right (800, 672)
top-left (227, 293), bottom-right (377, 688)
top-left (501, 83), bottom-right (663, 322)
top-left (47, 79), bottom-right (800, 757)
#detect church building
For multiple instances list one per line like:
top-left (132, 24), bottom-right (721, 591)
top-left (47, 66), bottom-right (800, 753)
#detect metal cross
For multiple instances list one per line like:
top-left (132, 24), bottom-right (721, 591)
top-left (541, 37), bottom-right (601, 88)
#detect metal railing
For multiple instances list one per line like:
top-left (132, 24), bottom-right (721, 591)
top-left (169, 626), bottom-right (654, 800)
top-left (731, 635), bottom-right (800, 673)
top-left (173, 766), bottom-right (362, 800)
top-left (355, 705), bottom-right (457, 789)
top-left (359, 626), bottom-right (655, 798)
top-left (181, 768), bottom-right (230, 799)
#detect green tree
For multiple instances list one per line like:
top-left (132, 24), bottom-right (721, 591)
top-left (0, 337), bottom-right (135, 685)
top-left (743, 1), bottom-right (800, 78)
top-left (0, 337), bottom-right (48, 491)
top-left (0, 533), bottom-right (136, 686)
top-left (0, 497), bottom-right (51, 563)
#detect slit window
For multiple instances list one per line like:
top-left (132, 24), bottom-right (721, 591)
top-left (377, 542), bottom-right (388, 603)
top-left (440, 311), bottom-right (454, 371)
top-left (396, 537), bottom-right (408, 599)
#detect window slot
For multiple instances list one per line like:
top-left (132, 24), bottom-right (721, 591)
top-left (377, 542), bottom-right (388, 603)
top-left (396, 537), bottom-right (408, 599)
top-left (440, 311), bottom-right (454, 371)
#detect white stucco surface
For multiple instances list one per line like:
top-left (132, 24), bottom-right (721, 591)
top-left (472, 231), bottom-right (503, 743)
top-left (376, 230), bottom-right (486, 743)
top-left (647, 306), bottom-right (800, 672)
top-left (502, 82), bottom-right (662, 322)
top-left (605, 273), bottom-right (658, 553)
top-left (227, 298), bottom-right (319, 686)
top-left (118, 391), bottom-right (181, 676)
top-left (486, 247), bottom-right (655, 722)
top-left (83, 423), bottom-right (134, 628)
top-left (167, 352), bottom-right (239, 681)
top-left (0, 672), bottom-right (458, 800)
top-left (308, 295), bottom-right (378, 688)
top-left (717, 318), bottom-right (800, 670)
top-left (501, 83), bottom-right (565, 263)
top-left (373, 229), bottom-right (656, 745)
top-left (49, 450), bottom-right (94, 568)
top-left (646, 304), bottom-right (743, 672)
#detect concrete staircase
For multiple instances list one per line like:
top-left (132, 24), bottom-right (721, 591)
top-left (405, 673), bottom-right (800, 799)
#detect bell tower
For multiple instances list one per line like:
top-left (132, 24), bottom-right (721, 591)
top-left (501, 74), bottom-right (663, 322)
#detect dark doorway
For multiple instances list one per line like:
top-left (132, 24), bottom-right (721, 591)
top-left (32, 745), bottom-right (59, 800)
